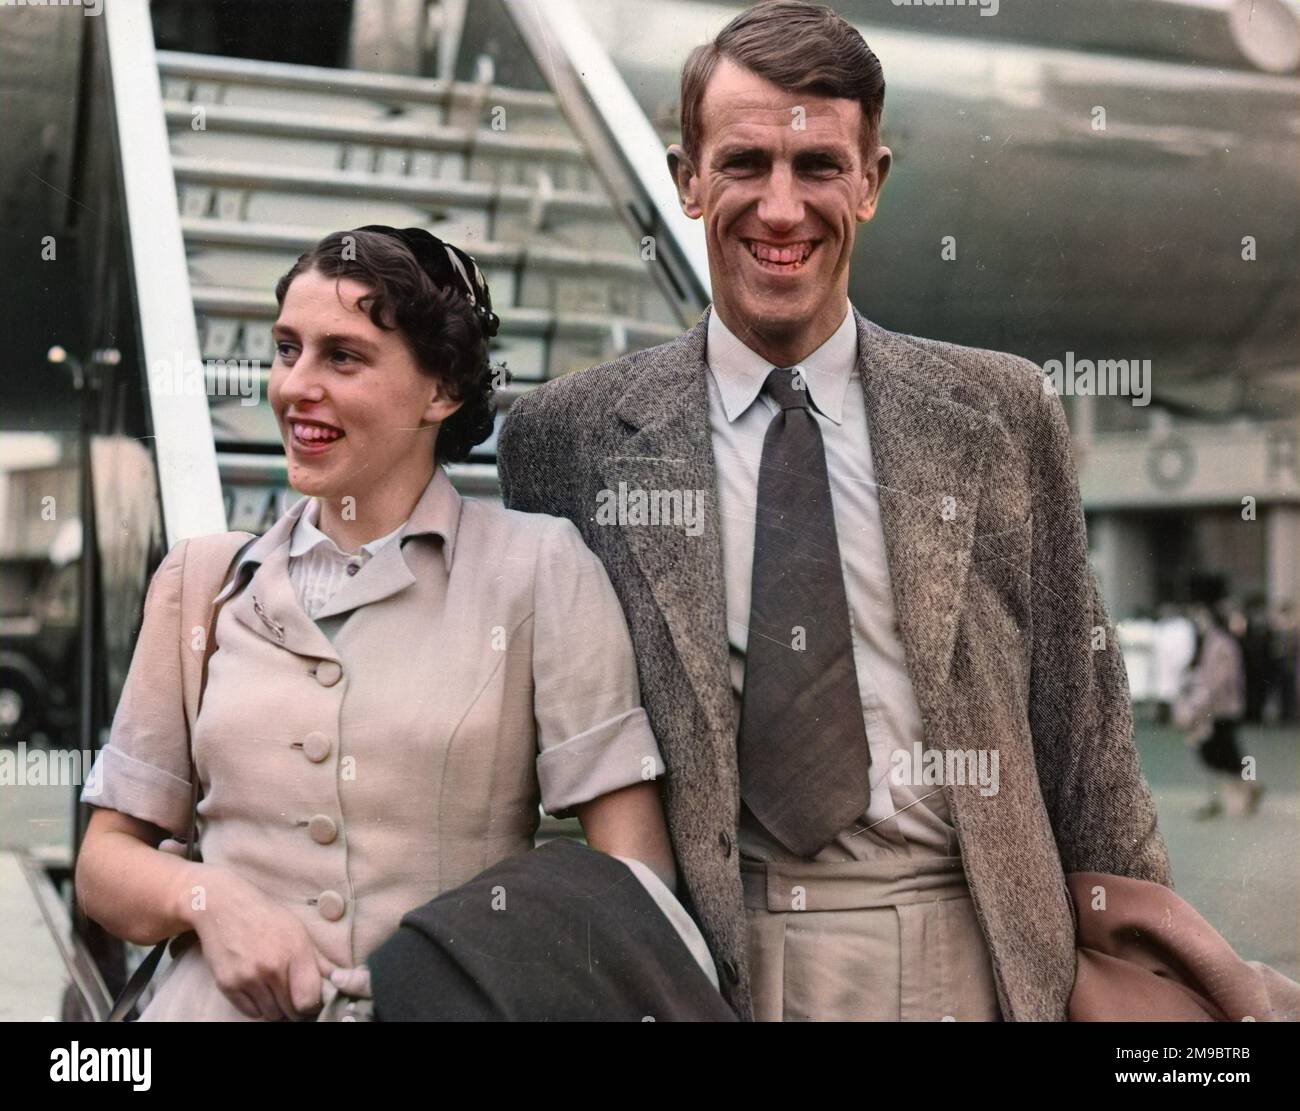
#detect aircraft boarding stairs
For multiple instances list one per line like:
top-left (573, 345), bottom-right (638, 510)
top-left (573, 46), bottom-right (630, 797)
top-left (152, 47), bottom-right (689, 529)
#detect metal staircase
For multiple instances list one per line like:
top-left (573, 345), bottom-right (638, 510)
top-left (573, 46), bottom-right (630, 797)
top-left (162, 44), bottom-right (692, 531)
top-left (99, 0), bottom-right (707, 543)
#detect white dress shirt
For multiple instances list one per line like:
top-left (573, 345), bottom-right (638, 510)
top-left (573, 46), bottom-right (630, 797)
top-left (705, 303), bottom-right (960, 860)
top-left (286, 498), bottom-right (405, 619)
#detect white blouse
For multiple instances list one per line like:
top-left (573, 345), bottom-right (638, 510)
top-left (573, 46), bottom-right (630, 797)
top-left (286, 499), bottom-right (405, 619)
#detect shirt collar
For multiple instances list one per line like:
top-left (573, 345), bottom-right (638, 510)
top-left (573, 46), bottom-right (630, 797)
top-left (217, 465), bottom-right (463, 601)
top-left (288, 498), bottom-right (404, 560)
top-left (705, 302), bottom-right (859, 426)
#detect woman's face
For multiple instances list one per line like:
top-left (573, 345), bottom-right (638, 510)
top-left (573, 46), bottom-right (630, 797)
top-left (269, 268), bottom-right (462, 501)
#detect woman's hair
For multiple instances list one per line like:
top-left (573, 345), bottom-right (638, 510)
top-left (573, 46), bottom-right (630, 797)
top-left (273, 228), bottom-right (495, 464)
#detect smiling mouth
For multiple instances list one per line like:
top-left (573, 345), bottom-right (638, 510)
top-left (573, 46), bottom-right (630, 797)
top-left (745, 239), bottom-right (817, 273)
top-left (289, 419), bottom-right (345, 452)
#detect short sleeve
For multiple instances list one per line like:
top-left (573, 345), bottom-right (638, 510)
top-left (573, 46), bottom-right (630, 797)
top-left (532, 518), bottom-right (666, 818)
top-left (80, 540), bottom-right (193, 837)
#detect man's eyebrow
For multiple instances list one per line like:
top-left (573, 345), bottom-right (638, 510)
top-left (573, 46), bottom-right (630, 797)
top-left (792, 141), bottom-right (855, 160)
top-left (712, 144), bottom-right (770, 163)
top-left (712, 140), bottom-right (854, 161)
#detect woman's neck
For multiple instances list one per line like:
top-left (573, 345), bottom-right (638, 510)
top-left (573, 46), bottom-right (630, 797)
top-left (314, 461), bottom-right (435, 553)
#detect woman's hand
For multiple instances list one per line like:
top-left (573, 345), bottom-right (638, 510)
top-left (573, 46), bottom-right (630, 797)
top-left (77, 809), bottom-right (337, 1020)
top-left (187, 866), bottom-right (337, 1021)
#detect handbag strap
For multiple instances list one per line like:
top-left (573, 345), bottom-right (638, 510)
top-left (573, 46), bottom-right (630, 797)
top-left (107, 532), bottom-right (256, 1022)
top-left (176, 532), bottom-right (256, 859)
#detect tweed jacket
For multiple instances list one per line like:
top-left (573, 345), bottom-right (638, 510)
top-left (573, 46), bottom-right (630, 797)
top-left (497, 303), bottom-right (1173, 1021)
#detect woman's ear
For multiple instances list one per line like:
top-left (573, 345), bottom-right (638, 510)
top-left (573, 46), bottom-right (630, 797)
top-left (423, 382), bottom-right (464, 426)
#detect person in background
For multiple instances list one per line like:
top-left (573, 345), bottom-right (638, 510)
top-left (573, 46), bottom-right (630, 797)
top-left (1175, 577), bottom-right (1265, 821)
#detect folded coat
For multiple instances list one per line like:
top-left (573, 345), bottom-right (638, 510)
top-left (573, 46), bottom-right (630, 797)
top-left (367, 838), bottom-right (739, 1021)
top-left (1068, 871), bottom-right (1300, 1021)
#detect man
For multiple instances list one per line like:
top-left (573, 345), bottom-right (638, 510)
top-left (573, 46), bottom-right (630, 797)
top-left (498, 0), bottom-right (1171, 1021)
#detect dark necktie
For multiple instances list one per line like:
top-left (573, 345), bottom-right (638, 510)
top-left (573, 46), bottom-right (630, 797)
top-left (737, 366), bottom-right (871, 857)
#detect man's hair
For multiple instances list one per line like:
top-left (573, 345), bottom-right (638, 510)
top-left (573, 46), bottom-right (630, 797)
top-left (679, 1), bottom-right (886, 163)
top-left (274, 229), bottom-right (494, 465)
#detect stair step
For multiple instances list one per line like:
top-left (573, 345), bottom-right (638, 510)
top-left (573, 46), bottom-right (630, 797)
top-left (198, 357), bottom-right (532, 411)
top-left (191, 284), bottom-right (678, 341)
top-left (193, 284), bottom-right (675, 385)
top-left (180, 217), bottom-right (652, 281)
top-left (170, 155), bottom-right (629, 250)
top-left (207, 394), bottom-right (507, 460)
top-left (157, 50), bottom-right (560, 120)
top-left (166, 119), bottom-right (594, 190)
top-left (217, 451), bottom-right (501, 505)
top-left (163, 100), bottom-right (587, 164)
top-left (171, 156), bottom-right (607, 215)
top-left (182, 219), bottom-right (672, 326)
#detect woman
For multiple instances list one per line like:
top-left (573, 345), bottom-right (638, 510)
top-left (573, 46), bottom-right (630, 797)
top-left (75, 227), bottom-right (686, 1021)
top-left (1174, 595), bottom-right (1264, 821)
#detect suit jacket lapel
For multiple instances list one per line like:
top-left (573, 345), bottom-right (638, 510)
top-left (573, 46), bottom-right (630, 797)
top-left (227, 539), bottom-right (342, 664)
top-left (217, 495), bottom-right (338, 663)
top-left (599, 311), bottom-right (737, 746)
top-left (855, 309), bottom-right (998, 732)
top-left (310, 539), bottom-right (416, 620)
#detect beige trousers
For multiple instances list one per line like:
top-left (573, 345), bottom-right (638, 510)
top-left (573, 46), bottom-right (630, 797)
top-left (742, 854), bottom-right (1003, 1021)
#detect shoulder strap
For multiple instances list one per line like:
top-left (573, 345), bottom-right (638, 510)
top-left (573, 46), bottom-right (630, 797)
top-left (176, 530), bottom-right (257, 860)
top-left (178, 531), bottom-right (257, 732)
top-left (107, 530), bottom-right (255, 1022)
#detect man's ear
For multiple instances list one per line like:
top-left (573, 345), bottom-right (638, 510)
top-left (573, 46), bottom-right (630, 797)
top-left (857, 143), bottom-right (892, 223)
top-left (666, 143), bottom-right (703, 219)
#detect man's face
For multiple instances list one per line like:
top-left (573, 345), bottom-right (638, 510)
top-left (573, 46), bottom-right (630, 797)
top-left (669, 57), bottom-right (890, 350)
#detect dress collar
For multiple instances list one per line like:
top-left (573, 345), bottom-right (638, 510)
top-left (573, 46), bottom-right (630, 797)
top-left (214, 465), bottom-right (463, 603)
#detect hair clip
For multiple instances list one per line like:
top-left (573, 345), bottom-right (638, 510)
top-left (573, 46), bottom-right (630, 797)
top-left (355, 224), bottom-right (499, 340)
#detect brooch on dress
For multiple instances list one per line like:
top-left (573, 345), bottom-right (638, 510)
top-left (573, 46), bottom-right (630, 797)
top-left (251, 595), bottom-right (286, 643)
